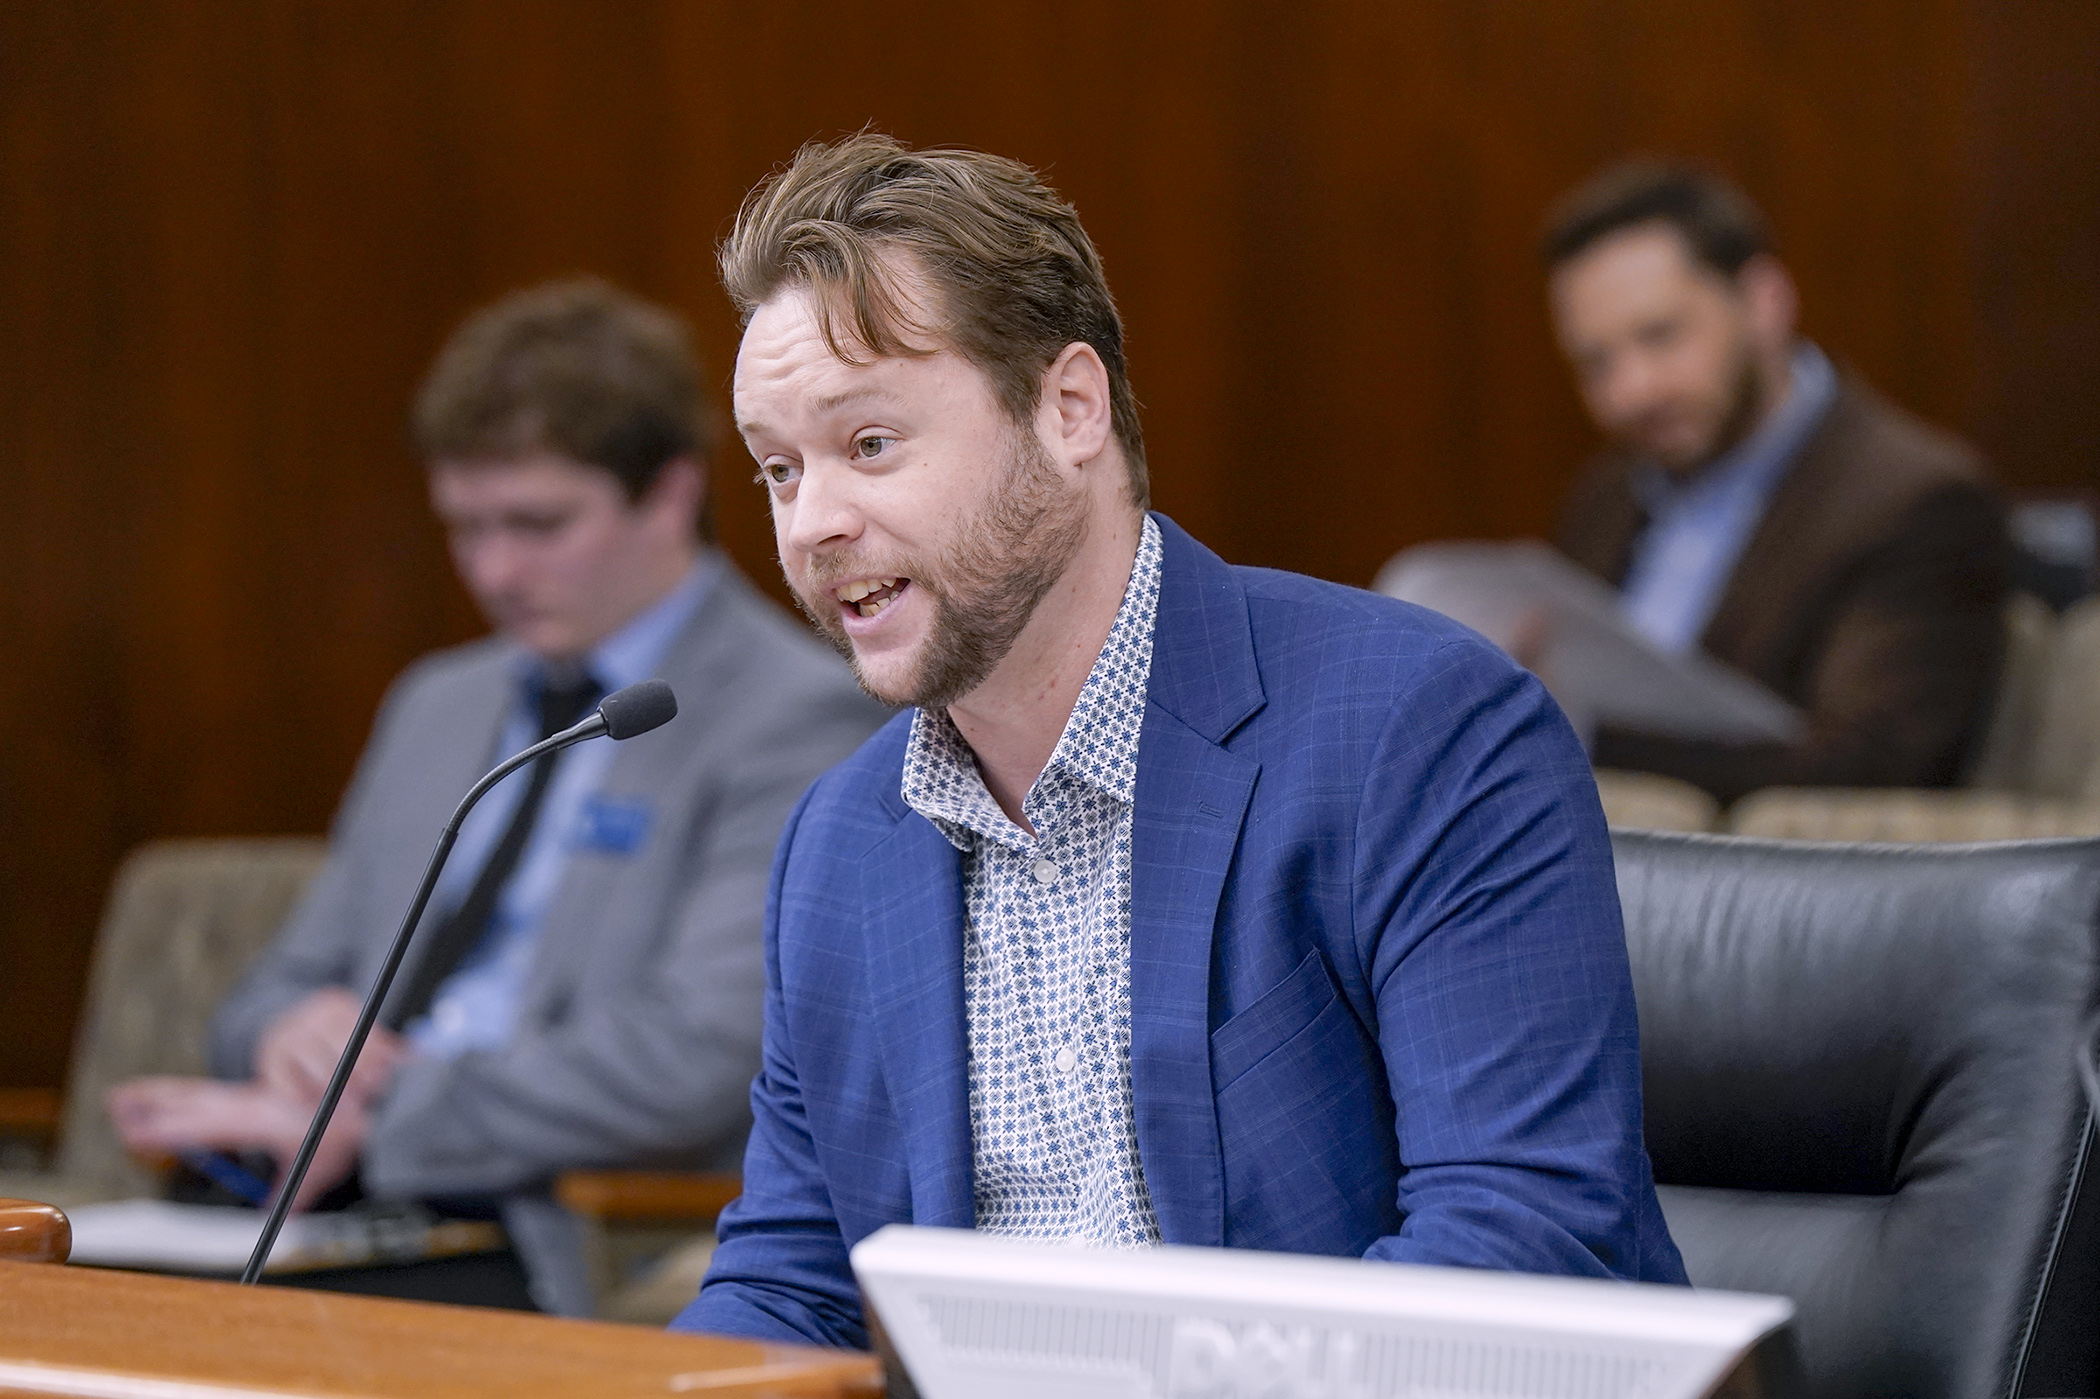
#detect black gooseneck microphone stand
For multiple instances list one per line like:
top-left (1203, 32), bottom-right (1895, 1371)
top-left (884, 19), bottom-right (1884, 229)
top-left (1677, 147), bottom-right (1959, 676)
top-left (238, 679), bottom-right (676, 1284)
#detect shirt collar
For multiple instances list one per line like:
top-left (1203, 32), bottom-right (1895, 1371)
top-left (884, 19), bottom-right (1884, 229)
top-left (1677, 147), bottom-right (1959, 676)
top-left (514, 552), bottom-right (720, 695)
top-left (904, 516), bottom-right (1164, 850)
top-left (1633, 341), bottom-right (1839, 516)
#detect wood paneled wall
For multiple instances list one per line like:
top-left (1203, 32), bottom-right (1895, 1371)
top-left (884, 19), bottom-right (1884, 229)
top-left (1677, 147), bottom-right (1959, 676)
top-left (2, 1), bottom-right (2094, 1089)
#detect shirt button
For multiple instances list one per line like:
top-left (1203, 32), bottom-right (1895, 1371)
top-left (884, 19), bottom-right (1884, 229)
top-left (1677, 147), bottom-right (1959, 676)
top-left (1030, 858), bottom-right (1060, 885)
top-left (1054, 1046), bottom-right (1078, 1073)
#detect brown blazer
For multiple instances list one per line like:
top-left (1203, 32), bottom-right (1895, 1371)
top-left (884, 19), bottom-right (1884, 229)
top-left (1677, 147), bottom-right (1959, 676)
top-left (1555, 378), bottom-right (2006, 803)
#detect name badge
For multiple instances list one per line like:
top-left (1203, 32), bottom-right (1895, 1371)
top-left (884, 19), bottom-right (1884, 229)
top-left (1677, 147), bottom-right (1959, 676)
top-left (574, 797), bottom-right (654, 856)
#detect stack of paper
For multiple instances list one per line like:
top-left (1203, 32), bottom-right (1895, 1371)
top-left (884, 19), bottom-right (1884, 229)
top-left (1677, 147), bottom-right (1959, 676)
top-left (64, 1198), bottom-right (500, 1275)
top-left (1376, 540), bottom-right (1802, 745)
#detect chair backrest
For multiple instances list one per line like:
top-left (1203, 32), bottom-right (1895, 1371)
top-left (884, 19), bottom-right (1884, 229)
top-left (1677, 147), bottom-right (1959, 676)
top-left (1965, 593), bottom-right (2059, 792)
top-left (1613, 830), bottom-right (2100, 1399)
top-left (1969, 593), bottom-right (2100, 802)
top-left (2037, 596), bottom-right (2100, 804)
top-left (56, 838), bottom-right (328, 1194)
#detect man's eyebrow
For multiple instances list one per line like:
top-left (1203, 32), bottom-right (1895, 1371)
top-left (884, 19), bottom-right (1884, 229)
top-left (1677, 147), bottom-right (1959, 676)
top-left (737, 387), bottom-right (902, 442)
top-left (809, 387), bottom-right (901, 415)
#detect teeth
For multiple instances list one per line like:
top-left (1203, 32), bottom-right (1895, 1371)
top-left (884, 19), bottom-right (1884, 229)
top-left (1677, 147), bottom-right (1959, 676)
top-left (835, 577), bottom-right (900, 604)
top-left (855, 593), bottom-right (900, 618)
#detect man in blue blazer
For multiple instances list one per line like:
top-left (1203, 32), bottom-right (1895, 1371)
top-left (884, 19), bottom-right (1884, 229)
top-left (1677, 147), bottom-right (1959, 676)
top-left (676, 135), bottom-right (1685, 1348)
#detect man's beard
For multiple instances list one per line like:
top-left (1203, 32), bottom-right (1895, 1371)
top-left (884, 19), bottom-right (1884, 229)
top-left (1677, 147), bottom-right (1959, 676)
top-left (1637, 341), bottom-right (1767, 476)
top-left (786, 429), bottom-right (1091, 711)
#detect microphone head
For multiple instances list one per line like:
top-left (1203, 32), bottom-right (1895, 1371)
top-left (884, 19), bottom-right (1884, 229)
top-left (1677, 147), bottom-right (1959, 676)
top-left (597, 679), bottom-right (678, 740)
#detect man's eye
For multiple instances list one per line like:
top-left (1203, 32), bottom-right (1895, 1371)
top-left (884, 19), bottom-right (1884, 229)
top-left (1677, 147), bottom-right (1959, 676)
top-left (758, 460), bottom-right (801, 487)
top-left (853, 435), bottom-right (893, 460)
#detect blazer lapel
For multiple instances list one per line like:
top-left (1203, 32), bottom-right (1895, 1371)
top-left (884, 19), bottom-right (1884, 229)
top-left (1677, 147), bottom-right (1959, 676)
top-left (862, 807), bottom-right (976, 1227)
top-left (1130, 708), bottom-right (1255, 1246)
top-left (1699, 384), bottom-right (1860, 679)
top-left (529, 561), bottom-right (751, 998)
top-left (1130, 515), bottom-right (1266, 1247)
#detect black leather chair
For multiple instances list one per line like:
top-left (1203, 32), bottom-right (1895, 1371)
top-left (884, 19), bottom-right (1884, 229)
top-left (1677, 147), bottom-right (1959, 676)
top-left (1613, 830), bottom-right (2100, 1399)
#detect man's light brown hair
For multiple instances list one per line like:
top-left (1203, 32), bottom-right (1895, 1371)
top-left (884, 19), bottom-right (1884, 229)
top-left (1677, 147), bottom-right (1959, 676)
top-left (1543, 161), bottom-right (1772, 280)
top-left (720, 133), bottom-right (1148, 506)
top-left (413, 278), bottom-right (716, 539)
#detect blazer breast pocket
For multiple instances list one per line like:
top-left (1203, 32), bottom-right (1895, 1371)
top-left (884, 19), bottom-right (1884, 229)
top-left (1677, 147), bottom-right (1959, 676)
top-left (1210, 948), bottom-right (1341, 1093)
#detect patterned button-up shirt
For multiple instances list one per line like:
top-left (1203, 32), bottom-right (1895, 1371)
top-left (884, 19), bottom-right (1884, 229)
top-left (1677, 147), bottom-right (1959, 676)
top-left (900, 515), bottom-right (1165, 1247)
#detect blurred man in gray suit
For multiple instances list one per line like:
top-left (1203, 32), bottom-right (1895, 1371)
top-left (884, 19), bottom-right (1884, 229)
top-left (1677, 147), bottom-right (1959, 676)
top-left (109, 280), bottom-right (886, 1309)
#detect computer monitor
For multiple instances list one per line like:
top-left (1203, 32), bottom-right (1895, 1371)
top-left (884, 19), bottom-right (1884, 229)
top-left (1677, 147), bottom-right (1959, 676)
top-left (851, 1225), bottom-right (1800, 1399)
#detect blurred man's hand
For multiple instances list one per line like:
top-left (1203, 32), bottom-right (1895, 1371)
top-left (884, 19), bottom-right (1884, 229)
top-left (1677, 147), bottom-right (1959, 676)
top-left (256, 987), bottom-right (407, 1107)
top-left (107, 986), bottom-right (409, 1213)
top-left (106, 1076), bottom-right (369, 1211)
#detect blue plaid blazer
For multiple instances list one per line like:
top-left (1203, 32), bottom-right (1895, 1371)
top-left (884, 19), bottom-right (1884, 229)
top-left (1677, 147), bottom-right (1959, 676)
top-left (677, 515), bottom-right (1685, 1347)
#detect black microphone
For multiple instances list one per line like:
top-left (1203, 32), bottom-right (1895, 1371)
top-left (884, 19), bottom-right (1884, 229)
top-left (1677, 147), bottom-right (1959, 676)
top-left (239, 678), bottom-right (678, 1284)
top-left (596, 677), bottom-right (679, 740)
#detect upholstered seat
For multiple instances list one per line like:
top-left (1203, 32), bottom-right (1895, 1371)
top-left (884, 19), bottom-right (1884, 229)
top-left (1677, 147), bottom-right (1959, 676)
top-left (1726, 786), bottom-right (2100, 842)
top-left (1593, 768), bottom-right (1722, 833)
top-left (0, 838), bottom-right (327, 1207)
top-left (0, 837), bottom-right (726, 1321)
top-left (1615, 829), bottom-right (2100, 1399)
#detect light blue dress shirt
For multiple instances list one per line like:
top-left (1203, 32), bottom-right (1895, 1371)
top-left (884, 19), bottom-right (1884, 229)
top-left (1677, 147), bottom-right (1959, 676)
top-left (407, 556), bottom-right (718, 1058)
top-left (1618, 343), bottom-right (1838, 654)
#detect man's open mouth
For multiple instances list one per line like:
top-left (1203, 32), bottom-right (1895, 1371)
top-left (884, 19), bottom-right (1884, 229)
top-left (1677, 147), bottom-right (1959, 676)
top-left (835, 577), bottom-right (909, 618)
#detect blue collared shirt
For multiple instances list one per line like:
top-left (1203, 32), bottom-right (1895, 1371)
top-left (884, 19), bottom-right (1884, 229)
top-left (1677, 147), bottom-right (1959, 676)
top-left (1619, 344), bottom-right (1838, 654)
top-left (407, 556), bottom-right (719, 1058)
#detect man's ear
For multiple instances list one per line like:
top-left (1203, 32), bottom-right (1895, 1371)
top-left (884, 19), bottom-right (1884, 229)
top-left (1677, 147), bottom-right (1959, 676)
top-left (1736, 253), bottom-right (1799, 351)
top-left (1039, 341), bottom-right (1114, 470)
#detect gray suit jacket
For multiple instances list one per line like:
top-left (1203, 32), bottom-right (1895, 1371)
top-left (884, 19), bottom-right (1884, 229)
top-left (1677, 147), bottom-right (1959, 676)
top-left (211, 559), bottom-right (887, 1200)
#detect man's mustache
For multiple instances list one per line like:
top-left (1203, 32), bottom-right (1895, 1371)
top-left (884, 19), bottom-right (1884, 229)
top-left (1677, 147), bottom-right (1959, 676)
top-left (801, 556), bottom-right (923, 591)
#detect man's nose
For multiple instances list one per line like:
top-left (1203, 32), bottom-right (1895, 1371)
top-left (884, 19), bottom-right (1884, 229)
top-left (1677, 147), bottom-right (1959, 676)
top-left (1601, 351), bottom-right (1669, 423)
top-left (459, 530), bottom-right (529, 596)
top-left (783, 463), bottom-right (863, 556)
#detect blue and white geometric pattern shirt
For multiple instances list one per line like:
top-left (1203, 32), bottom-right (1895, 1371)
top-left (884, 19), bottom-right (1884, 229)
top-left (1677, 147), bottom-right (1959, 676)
top-left (900, 516), bottom-right (1165, 1247)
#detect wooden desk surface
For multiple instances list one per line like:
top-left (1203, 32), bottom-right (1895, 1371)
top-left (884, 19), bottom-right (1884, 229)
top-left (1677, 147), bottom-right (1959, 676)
top-left (0, 1261), bottom-right (879, 1399)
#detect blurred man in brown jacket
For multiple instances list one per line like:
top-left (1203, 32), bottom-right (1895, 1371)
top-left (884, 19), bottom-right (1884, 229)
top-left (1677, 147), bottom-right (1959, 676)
top-left (1546, 162), bottom-right (2005, 803)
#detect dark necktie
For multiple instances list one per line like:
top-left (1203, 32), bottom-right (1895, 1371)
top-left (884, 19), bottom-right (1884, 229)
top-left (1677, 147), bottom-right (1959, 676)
top-left (387, 671), bottom-right (603, 1030)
